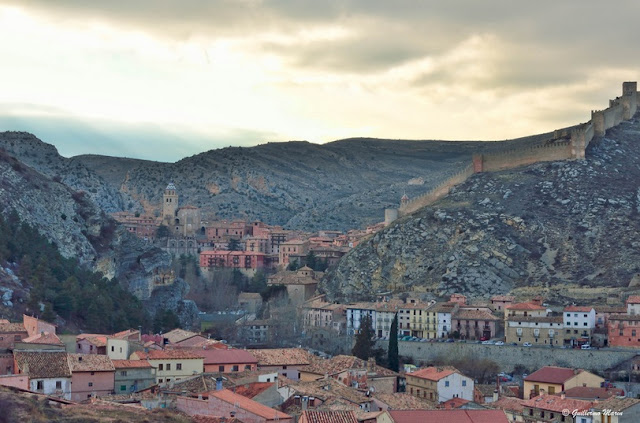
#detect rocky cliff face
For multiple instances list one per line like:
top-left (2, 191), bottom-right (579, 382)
top-left (322, 116), bottom-right (640, 301)
top-left (0, 142), bottom-right (196, 325)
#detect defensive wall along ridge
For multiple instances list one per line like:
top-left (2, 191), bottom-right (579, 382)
top-left (378, 340), bottom-right (638, 374)
top-left (385, 81), bottom-right (639, 225)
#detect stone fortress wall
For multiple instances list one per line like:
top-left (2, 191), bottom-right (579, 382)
top-left (385, 81), bottom-right (639, 225)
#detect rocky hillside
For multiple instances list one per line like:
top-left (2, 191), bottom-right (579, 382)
top-left (322, 115), bottom-right (640, 301)
top-left (0, 145), bottom-right (197, 327)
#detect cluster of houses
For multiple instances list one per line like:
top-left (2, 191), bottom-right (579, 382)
top-left (300, 293), bottom-right (640, 350)
top-left (112, 183), bottom-right (383, 273)
top-left (2, 313), bottom-right (639, 422)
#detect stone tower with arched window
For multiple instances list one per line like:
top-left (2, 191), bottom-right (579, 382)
top-left (163, 182), bottom-right (179, 225)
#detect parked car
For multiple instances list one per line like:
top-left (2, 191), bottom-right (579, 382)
top-left (481, 340), bottom-right (493, 345)
top-left (446, 338), bottom-right (454, 343)
top-left (581, 344), bottom-right (591, 350)
top-left (511, 342), bottom-right (518, 346)
top-left (480, 336), bottom-right (489, 341)
top-left (523, 342), bottom-right (532, 347)
top-left (495, 341), bottom-right (505, 346)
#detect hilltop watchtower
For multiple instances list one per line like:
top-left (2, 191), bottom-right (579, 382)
top-left (162, 182), bottom-right (178, 225)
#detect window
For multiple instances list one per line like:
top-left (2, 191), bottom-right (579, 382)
top-left (111, 346), bottom-right (115, 352)
top-left (14, 335), bottom-right (21, 341)
top-left (166, 364), bottom-right (171, 371)
top-left (36, 380), bottom-right (44, 390)
top-left (176, 363), bottom-right (182, 370)
top-left (120, 385), bottom-right (127, 392)
top-left (232, 365), bottom-right (239, 372)
top-left (245, 365), bottom-right (252, 371)
top-left (283, 366), bottom-right (288, 369)
top-left (219, 365), bottom-right (224, 372)
top-left (159, 364), bottom-right (164, 371)
top-left (90, 372), bottom-right (95, 376)
top-left (462, 380), bottom-right (467, 386)
top-left (120, 371), bottom-right (127, 376)
top-left (88, 382), bottom-right (93, 387)
top-left (445, 381), bottom-right (450, 387)
top-left (56, 381), bottom-right (62, 389)
top-left (159, 379), bottom-right (163, 383)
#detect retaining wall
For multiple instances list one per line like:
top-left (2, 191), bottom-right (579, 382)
top-left (380, 341), bottom-right (638, 374)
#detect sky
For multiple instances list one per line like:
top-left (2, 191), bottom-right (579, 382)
top-left (0, 1), bottom-right (639, 162)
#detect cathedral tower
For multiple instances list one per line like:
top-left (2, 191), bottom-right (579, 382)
top-left (163, 182), bottom-right (178, 225)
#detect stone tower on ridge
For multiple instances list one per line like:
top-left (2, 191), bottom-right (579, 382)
top-left (163, 182), bottom-right (178, 225)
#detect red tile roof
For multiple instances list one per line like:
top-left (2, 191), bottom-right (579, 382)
top-left (506, 302), bottom-right (545, 311)
top-left (111, 360), bottom-right (153, 369)
top-left (491, 296), bottom-right (515, 302)
top-left (522, 394), bottom-right (592, 413)
top-left (626, 296), bottom-right (640, 304)
top-left (408, 367), bottom-right (457, 381)
top-left (388, 410), bottom-right (509, 423)
top-left (453, 309), bottom-right (499, 321)
top-left (233, 382), bottom-right (273, 399)
top-left (14, 351), bottom-right (71, 378)
top-left (132, 349), bottom-right (204, 360)
top-left (486, 397), bottom-right (526, 413)
top-left (22, 331), bottom-right (63, 345)
top-left (299, 410), bottom-right (358, 423)
top-left (209, 389), bottom-right (291, 420)
top-left (439, 398), bottom-right (470, 409)
top-left (0, 323), bottom-right (27, 333)
top-left (199, 349), bottom-right (258, 365)
top-left (561, 386), bottom-right (624, 400)
top-left (524, 367), bottom-right (581, 384)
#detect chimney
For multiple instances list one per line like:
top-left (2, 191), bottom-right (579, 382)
top-left (216, 377), bottom-right (224, 391)
top-left (561, 391), bottom-right (566, 400)
top-left (540, 388), bottom-right (546, 396)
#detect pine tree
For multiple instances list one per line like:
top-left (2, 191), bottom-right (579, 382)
top-left (387, 313), bottom-right (399, 372)
top-left (352, 314), bottom-right (376, 360)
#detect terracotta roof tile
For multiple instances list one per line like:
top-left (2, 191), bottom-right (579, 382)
top-left (233, 382), bottom-right (274, 399)
top-left (67, 354), bottom-right (115, 372)
top-left (506, 316), bottom-right (562, 323)
top-left (491, 296), bottom-right (515, 302)
top-left (285, 378), bottom-right (368, 405)
top-left (486, 397), bottom-right (526, 413)
top-left (132, 349), bottom-right (204, 360)
top-left (610, 314), bottom-right (640, 321)
top-left (0, 323), bottom-right (27, 333)
top-left (592, 396), bottom-right (640, 411)
top-left (192, 416), bottom-right (240, 423)
top-left (388, 410), bottom-right (509, 423)
top-left (163, 328), bottom-right (200, 344)
top-left (22, 331), bottom-right (63, 345)
top-left (506, 302), bottom-right (546, 311)
top-left (439, 398), bottom-right (470, 409)
top-left (524, 366), bottom-right (582, 384)
top-left (210, 389), bottom-right (291, 420)
top-left (111, 360), bottom-right (153, 369)
top-left (561, 386), bottom-right (623, 400)
top-left (300, 410), bottom-right (358, 423)
top-left (522, 394), bottom-right (592, 413)
top-left (373, 392), bottom-right (434, 410)
top-left (14, 351), bottom-right (71, 378)
top-left (626, 296), bottom-right (640, 304)
top-left (408, 367), bottom-right (458, 381)
top-left (198, 349), bottom-right (258, 365)
top-left (304, 355), bottom-right (398, 378)
top-left (453, 309), bottom-right (500, 321)
top-left (249, 348), bottom-right (313, 366)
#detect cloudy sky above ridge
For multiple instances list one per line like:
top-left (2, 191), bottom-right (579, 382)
top-left (0, 1), bottom-right (638, 162)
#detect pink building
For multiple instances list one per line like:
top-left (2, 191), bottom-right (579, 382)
top-left (279, 239), bottom-right (309, 267)
top-left (249, 348), bottom-right (312, 381)
top-left (206, 220), bottom-right (250, 242)
top-left (200, 250), bottom-right (266, 270)
top-left (491, 295), bottom-right (515, 312)
top-left (198, 349), bottom-right (258, 373)
top-left (608, 314), bottom-right (640, 348)
top-left (67, 354), bottom-right (115, 401)
top-left (76, 334), bottom-right (107, 355)
top-left (0, 321), bottom-right (28, 350)
top-left (449, 294), bottom-right (467, 305)
top-left (23, 314), bottom-right (56, 338)
top-left (111, 212), bottom-right (158, 240)
top-left (452, 309), bottom-right (499, 340)
top-left (177, 388), bottom-right (292, 423)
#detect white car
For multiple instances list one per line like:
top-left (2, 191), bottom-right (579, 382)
top-left (495, 341), bottom-right (505, 346)
top-left (523, 342), bottom-right (532, 347)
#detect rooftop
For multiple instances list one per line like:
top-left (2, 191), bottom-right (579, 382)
top-left (299, 410), bottom-right (358, 423)
top-left (249, 348), bottom-right (313, 366)
top-left (209, 389), bottom-right (291, 420)
top-left (525, 366), bottom-right (583, 384)
top-left (561, 386), bottom-right (624, 400)
top-left (522, 393), bottom-right (592, 413)
top-left (199, 349), bottom-right (258, 365)
top-left (610, 314), bottom-right (640, 321)
top-left (304, 355), bottom-right (398, 378)
top-left (163, 328), bottom-right (201, 344)
top-left (506, 316), bottom-right (563, 324)
top-left (0, 323), bottom-right (27, 333)
top-left (506, 302), bottom-right (546, 311)
top-left (132, 349), bottom-right (204, 360)
top-left (233, 382), bottom-right (274, 399)
top-left (14, 351), bottom-right (71, 379)
top-left (22, 331), bottom-right (63, 345)
top-left (454, 309), bottom-right (499, 321)
top-left (626, 295), bottom-right (640, 304)
top-left (491, 295), bottom-right (515, 302)
top-left (388, 410), bottom-right (509, 423)
top-left (111, 360), bottom-right (153, 369)
top-left (485, 397), bottom-right (526, 413)
top-left (67, 354), bottom-right (115, 372)
top-left (373, 392), bottom-right (434, 410)
top-left (592, 396), bottom-right (640, 411)
top-left (407, 367), bottom-right (458, 382)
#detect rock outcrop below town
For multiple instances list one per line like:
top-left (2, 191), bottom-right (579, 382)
top-left (323, 115), bottom-right (640, 301)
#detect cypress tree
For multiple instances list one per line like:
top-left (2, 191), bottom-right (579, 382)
top-left (387, 313), bottom-right (399, 372)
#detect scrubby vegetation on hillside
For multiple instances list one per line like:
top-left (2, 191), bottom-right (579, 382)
top-left (0, 211), bottom-right (149, 332)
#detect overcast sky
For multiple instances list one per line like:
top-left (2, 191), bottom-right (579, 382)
top-left (1, 1), bottom-right (638, 162)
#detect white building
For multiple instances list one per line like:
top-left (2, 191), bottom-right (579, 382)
top-left (346, 303), bottom-right (376, 336)
top-left (14, 351), bottom-right (72, 400)
top-left (406, 367), bottom-right (474, 403)
top-left (563, 306), bottom-right (596, 346)
top-left (435, 302), bottom-right (458, 339)
top-left (627, 296), bottom-right (640, 315)
top-left (347, 301), bottom-right (402, 338)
